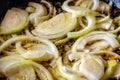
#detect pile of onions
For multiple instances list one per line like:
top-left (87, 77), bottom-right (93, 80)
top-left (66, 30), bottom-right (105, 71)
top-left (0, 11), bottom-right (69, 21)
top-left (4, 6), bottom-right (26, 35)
top-left (0, 0), bottom-right (120, 80)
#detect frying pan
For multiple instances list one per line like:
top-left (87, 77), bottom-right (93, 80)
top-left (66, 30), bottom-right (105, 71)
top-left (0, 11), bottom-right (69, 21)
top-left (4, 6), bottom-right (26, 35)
top-left (0, 0), bottom-right (120, 80)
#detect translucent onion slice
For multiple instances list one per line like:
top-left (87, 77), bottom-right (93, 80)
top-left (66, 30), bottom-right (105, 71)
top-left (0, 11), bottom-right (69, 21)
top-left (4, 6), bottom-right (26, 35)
top-left (89, 51), bottom-right (120, 59)
top-left (96, 15), bottom-right (110, 24)
top-left (69, 53), bottom-right (104, 80)
top-left (0, 35), bottom-right (28, 53)
top-left (68, 50), bottom-right (120, 63)
top-left (67, 15), bottom-right (96, 38)
top-left (0, 55), bottom-right (24, 73)
top-left (79, 54), bottom-right (104, 80)
top-left (96, 1), bottom-right (111, 13)
top-left (32, 13), bottom-right (77, 39)
top-left (40, 0), bottom-right (55, 18)
top-left (62, 0), bottom-right (100, 17)
top-left (76, 0), bottom-right (99, 10)
top-left (37, 0), bottom-right (56, 23)
top-left (23, 36), bottom-right (59, 59)
top-left (86, 40), bottom-right (113, 51)
top-left (16, 42), bottom-right (53, 61)
top-left (0, 8), bottom-right (29, 34)
top-left (56, 57), bottom-right (84, 80)
top-left (91, 0), bottom-right (99, 10)
top-left (72, 31), bottom-right (119, 53)
top-left (26, 0), bottom-right (55, 26)
top-left (25, 27), bottom-right (34, 37)
top-left (72, 60), bottom-right (81, 71)
top-left (27, 2), bottom-right (47, 18)
top-left (0, 55), bottom-right (36, 80)
top-left (29, 61), bottom-right (54, 80)
top-left (0, 36), bottom-right (59, 59)
top-left (3, 61), bottom-right (36, 80)
top-left (96, 18), bottom-right (113, 30)
top-left (0, 55), bottom-right (54, 80)
top-left (26, 2), bottom-right (47, 26)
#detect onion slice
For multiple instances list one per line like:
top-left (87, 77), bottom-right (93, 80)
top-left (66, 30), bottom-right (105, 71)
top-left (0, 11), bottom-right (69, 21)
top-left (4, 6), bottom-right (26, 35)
top-left (0, 55), bottom-right (36, 80)
top-left (67, 15), bottom-right (96, 38)
top-left (0, 35), bottom-right (59, 59)
top-left (62, 0), bottom-right (100, 17)
top-left (32, 13), bottom-right (77, 39)
top-left (0, 8), bottom-right (29, 34)
top-left (72, 31), bottom-right (119, 53)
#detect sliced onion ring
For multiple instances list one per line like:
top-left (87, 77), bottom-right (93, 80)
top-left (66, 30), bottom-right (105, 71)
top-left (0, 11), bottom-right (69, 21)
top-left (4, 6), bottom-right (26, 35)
top-left (72, 31), bottom-right (119, 53)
